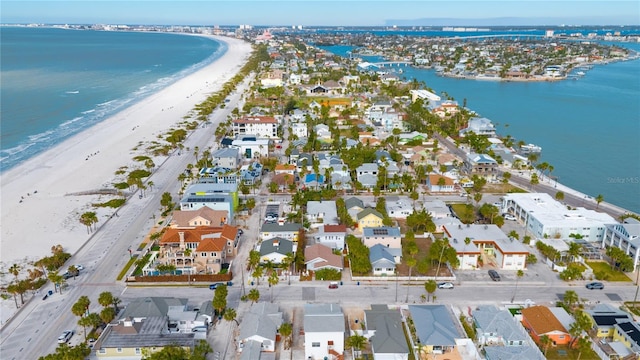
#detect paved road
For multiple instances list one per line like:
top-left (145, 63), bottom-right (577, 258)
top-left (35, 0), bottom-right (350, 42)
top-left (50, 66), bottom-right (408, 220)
top-left (0, 75), bottom-right (254, 360)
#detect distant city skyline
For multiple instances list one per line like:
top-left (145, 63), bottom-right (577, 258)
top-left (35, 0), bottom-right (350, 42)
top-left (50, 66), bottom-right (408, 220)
top-left (2, 1), bottom-right (638, 26)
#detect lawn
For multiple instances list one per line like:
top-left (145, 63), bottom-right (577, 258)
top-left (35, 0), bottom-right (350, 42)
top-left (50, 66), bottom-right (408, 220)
top-left (543, 344), bottom-right (599, 360)
top-left (586, 261), bottom-right (632, 282)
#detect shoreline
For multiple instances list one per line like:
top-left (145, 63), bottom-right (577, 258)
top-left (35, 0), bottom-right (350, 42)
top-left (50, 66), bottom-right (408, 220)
top-left (0, 35), bottom-right (253, 268)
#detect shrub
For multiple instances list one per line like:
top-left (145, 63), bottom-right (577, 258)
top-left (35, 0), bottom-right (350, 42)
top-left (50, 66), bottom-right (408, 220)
top-left (93, 198), bottom-right (126, 208)
top-left (315, 268), bottom-right (342, 281)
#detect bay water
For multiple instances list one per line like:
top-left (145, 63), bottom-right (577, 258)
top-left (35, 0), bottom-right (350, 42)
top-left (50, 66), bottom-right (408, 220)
top-left (322, 41), bottom-right (640, 213)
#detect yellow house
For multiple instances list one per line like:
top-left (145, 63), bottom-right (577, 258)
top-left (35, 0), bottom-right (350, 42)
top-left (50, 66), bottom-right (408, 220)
top-left (356, 208), bottom-right (384, 232)
top-left (95, 317), bottom-right (195, 359)
top-left (585, 303), bottom-right (633, 338)
top-left (612, 322), bottom-right (640, 355)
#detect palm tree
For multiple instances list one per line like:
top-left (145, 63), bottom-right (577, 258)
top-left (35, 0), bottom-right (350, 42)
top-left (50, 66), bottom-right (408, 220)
top-left (595, 194), bottom-right (604, 209)
top-left (100, 307), bottom-right (116, 324)
top-left (424, 280), bottom-right (437, 302)
top-left (48, 271), bottom-right (64, 294)
top-left (279, 322), bottom-right (293, 350)
top-left (575, 336), bottom-right (591, 360)
top-left (223, 308), bottom-right (239, 326)
top-left (539, 335), bottom-right (552, 356)
top-left (248, 250), bottom-right (261, 270)
top-left (403, 257), bottom-right (418, 304)
top-left (5, 283), bottom-right (19, 308)
top-left (345, 334), bottom-right (367, 358)
top-left (563, 290), bottom-right (579, 311)
top-left (268, 270), bottom-right (279, 302)
top-left (252, 265), bottom-right (264, 286)
top-left (8, 264), bottom-right (20, 282)
top-left (247, 288), bottom-right (260, 304)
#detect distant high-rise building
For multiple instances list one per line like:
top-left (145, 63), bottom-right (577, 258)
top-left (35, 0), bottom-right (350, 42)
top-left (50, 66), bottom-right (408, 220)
top-left (545, 29), bottom-right (554, 38)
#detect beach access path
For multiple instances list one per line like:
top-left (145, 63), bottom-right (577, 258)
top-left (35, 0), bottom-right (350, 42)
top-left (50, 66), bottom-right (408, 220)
top-left (0, 34), bottom-right (252, 333)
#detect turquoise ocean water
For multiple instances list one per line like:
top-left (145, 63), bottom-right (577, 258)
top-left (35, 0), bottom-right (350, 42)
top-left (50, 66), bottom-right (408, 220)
top-left (0, 27), bottom-right (224, 171)
top-left (320, 40), bottom-right (640, 214)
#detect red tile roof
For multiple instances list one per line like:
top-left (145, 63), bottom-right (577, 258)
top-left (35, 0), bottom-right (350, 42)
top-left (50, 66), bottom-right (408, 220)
top-left (196, 238), bottom-right (226, 252)
top-left (323, 224), bottom-right (347, 233)
top-left (159, 227), bottom-right (224, 244)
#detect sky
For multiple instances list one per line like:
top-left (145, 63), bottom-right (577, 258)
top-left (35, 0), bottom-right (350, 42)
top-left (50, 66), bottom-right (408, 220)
top-left (1, 0), bottom-right (639, 26)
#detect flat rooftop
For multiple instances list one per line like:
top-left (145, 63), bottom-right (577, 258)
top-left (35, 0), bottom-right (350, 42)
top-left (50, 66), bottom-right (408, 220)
top-left (504, 193), bottom-right (616, 225)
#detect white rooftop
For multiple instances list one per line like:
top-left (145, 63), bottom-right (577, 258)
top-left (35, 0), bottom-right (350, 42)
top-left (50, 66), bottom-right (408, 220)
top-left (444, 224), bottom-right (528, 253)
top-left (504, 193), bottom-right (616, 225)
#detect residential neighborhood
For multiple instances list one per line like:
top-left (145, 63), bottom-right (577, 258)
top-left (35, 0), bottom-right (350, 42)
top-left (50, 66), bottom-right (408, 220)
top-left (12, 25), bottom-right (640, 360)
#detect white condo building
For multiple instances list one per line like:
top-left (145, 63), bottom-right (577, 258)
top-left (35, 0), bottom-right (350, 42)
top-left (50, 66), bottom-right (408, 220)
top-left (502, 193), bottom-right (616, 241)
top-left (602, 219), bottom-right (640, 270)
top-left (232, 116), bottom-right (278, 139)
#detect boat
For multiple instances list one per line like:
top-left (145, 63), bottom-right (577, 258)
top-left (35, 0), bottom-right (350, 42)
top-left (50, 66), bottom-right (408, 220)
top-left (576, 71), bottom-right (586, 76)
top-left (519, 143), bottom-right (542, 154)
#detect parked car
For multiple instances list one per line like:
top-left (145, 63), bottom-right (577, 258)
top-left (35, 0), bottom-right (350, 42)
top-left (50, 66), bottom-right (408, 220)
top-left (488, 270), bottom-right (501, 281)
top-left (74, 265), bottom-right (84, 271)
top-left (209, 283), bottom-right (224, 290)
top-left (58, 330), bottom-right (74, 344)
top-left (437, 282), bottom-right (454, 289)
top-left (503, 214), bottom-right (517, 221)
top-left (586, 282), bottom-right (604, 290)
top-left (328, 282), bottom-right (339, 289)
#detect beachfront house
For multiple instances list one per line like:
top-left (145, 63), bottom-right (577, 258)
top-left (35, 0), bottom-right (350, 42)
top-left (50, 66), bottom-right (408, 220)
top-left (232, 116), bottom-right (278, 139)
top-left (210, 147), bottom-right (241, 169)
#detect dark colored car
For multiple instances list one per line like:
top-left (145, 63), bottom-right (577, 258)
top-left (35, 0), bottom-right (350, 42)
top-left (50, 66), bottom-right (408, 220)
top-left (586, 282), bottom-right (604, 290)
top-left (488, 270), bottom-right (501, 281)
top-left (209, 283), bottom-right (224, 290)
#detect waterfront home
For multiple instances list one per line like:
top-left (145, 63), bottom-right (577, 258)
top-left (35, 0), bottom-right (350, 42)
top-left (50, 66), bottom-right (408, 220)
top-left (370, 244), bottom-right (397, 276)
top-left (443, 224), bottom-right (529, 270)
top-left (158, 227), bottom-right (232, 274)
top-left (179, 189), bottom-right (234, 219)
top-left (169, 207), bottom-right (229, 228)
top-left (304, 304), bottom-right (345, 360)
top-left (463, 153), bottom-right (498, 177)
top-left (408, 305), bottom-right (464, 357)
top-left (232, 116), bottom-right (278, 139)
top-left (602, 219), bottom-right (640, 270)
top-left (231, 135), bottom-right (270, 159)
top-left (258, 237), bottom-right (295, 264)
top-left (459, 117), bottom-right (496, 137)
top-left (314, 224), bottom-right (347, 250)
top-left (410, 89), bottom-right (441, 103)
top-left (521, 306), bottom-right (572, 346)
top-left (304, 243), bottom-right (343, 271)
top-left (259, 69), bottom-right (284, 88)
top-left (364, 305), bottom-right (410, 360)
top-left (211, 147), bottom-right (241, 169)
top-left (502, 193), bottom-right (616, 241)
top-left (239, 302), bottom-right (283, 353)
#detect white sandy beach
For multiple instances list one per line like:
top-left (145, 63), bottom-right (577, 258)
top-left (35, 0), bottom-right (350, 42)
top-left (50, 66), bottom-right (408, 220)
top-left (0, 35), bottom-right (252, 270)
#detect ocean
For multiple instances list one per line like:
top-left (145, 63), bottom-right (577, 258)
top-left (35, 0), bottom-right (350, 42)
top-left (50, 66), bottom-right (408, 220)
top-left (0, 27), bottom-right (224, 171)
top-left (319, 40), bottom-right (640, 214)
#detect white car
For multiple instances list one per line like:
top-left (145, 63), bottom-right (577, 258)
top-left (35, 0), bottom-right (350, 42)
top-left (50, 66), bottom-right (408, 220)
top-left (437, 282), bottom-right (454, 289)
top-left (58, 330), bottom-right (74, 344)
top-left (503, 214), bottom-right (517, 221)
top-left (74, 265), bottom-right (84, 271)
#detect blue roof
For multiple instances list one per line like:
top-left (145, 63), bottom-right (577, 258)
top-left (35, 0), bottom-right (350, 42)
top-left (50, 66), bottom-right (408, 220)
top-left (369, 244), bottom-right (395, 263)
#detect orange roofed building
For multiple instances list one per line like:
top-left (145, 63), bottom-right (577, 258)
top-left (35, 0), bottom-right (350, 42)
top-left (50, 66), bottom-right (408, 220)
top-left (158, 224), bottom-right (240, 274)
top-left (521, 306), bottom-right (572, 346)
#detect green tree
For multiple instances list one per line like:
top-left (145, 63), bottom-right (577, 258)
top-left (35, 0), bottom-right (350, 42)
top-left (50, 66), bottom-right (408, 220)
top-left (78, 313), bottom-right (101, 340)
top-left (279, 322), bottom-right (293, 349)
top-left (563, 290), bottom-right (579, 311)
top-left (212, 284), bottom-right (228, 316)
top-left (539, 335), bottom-right (552, 356)
top-left (424, 280), bottom-right (437, 302)
top-left (142, 344), bottom-right (191, 359)
top-left (595, 194), bottom-right (604, 209)
top-left (252, 265), bottom-right (264, 286)
top-left (248, 288), bottom-right (260, 304)
top-left (223, 308), bottom-right (238, 325)
top-left (345, 334), bottom-right (367, 358)
top-left (555, 191), bottom-right (565, 202)
top-left (47, 271), bottom-right (64, 294)
top-left (100, 307), bottom-right (116, 325)
top-left (9, 263), bottom-right (21, 282)
top-left (38, 343), bottom-right (91, 360)
top-left (575, 336), bottom-right (592, 360)
top-left (268, 270), bottom-right (279, 302)
top-left (160, 192), bottom-right (174, 213)
top-left (248, 250), bottom-right (261, 270)
top-left (192, 340), bottom-right (213, 360)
